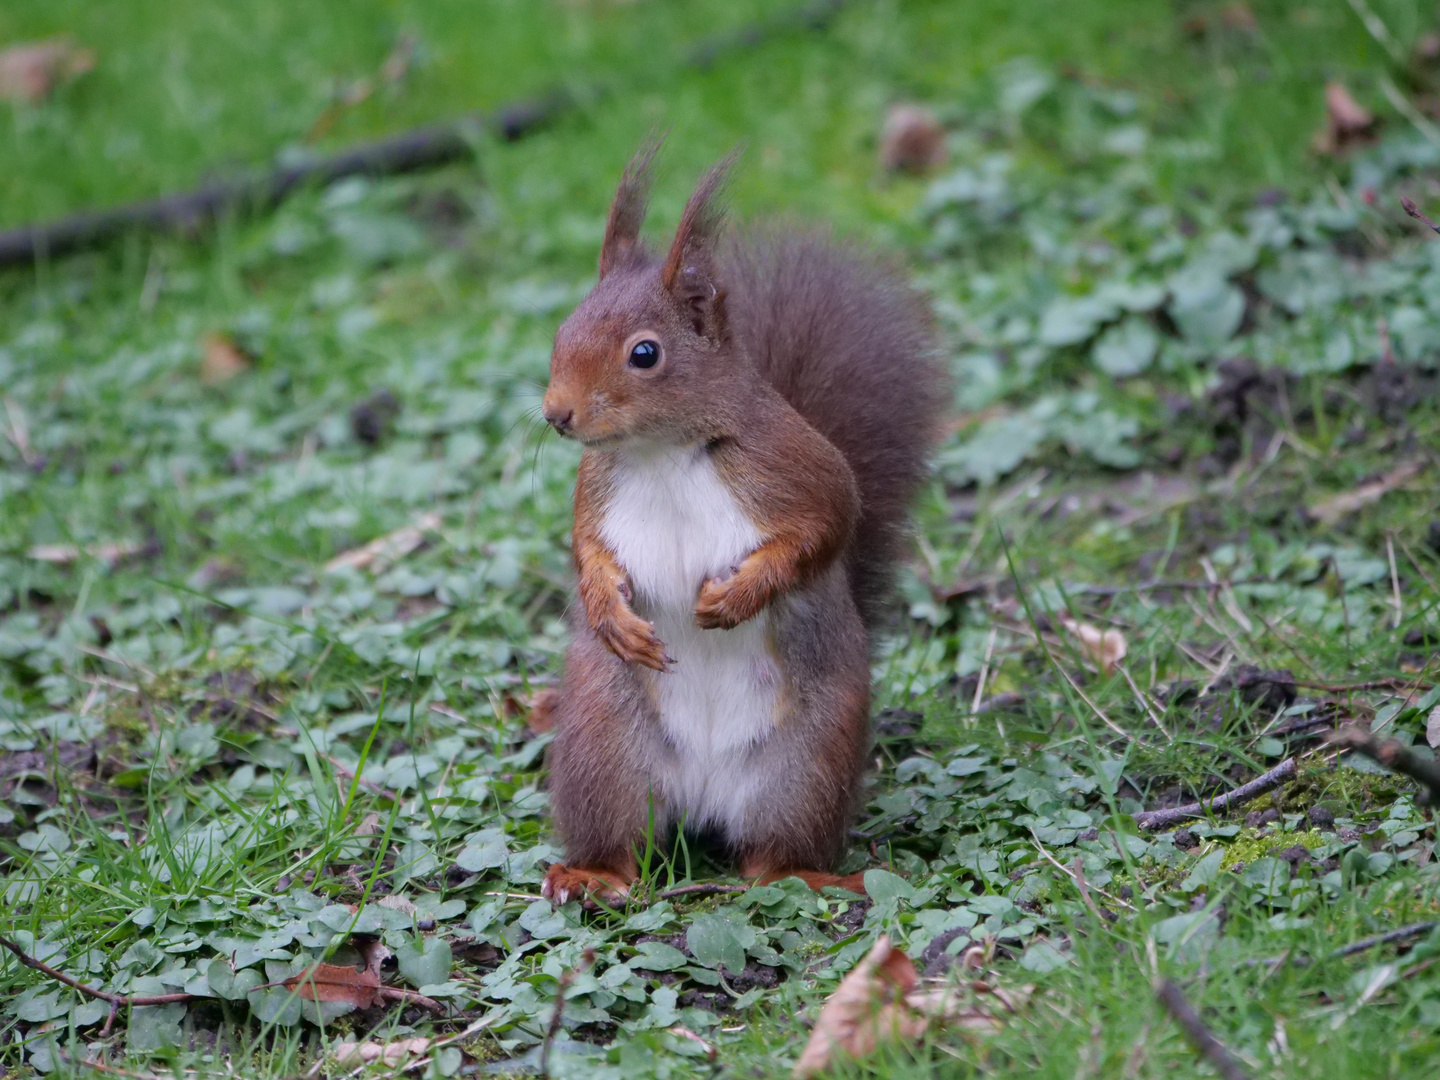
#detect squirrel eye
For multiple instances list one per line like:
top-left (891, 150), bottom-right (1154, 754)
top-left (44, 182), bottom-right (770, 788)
top-left (627, 339), bottom-right (660, 369)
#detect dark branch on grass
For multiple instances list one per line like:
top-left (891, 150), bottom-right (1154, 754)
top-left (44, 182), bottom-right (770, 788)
top-left (1134, 758), bottom-right (1297, 831)
top-left (0, 0), bottom-right (849, 268)
top-left (1329, 727), bottom-right (1440, 805)
top-left (1293, 677), bottom-right (1434, 694)
top-left (1155, 979), bottom-right (1251, 1080)
top-left (0, 934), bottom-right (195, 1010)
top-left (539, 948), bottom-right (596, 1079)
top-left (1329, 920), bottom-right (1438, 960)
top-left (1248, 920), bottom-right (1439, 970)
top-left (1401, 196), bottom-right (1440, 236)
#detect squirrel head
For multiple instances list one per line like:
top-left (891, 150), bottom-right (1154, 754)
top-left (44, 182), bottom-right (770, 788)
top-left (543, 143), bottom-right (740, 447)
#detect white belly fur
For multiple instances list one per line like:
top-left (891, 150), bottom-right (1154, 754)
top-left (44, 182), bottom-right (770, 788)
top-left (598, 442), bottom-right (781, 836)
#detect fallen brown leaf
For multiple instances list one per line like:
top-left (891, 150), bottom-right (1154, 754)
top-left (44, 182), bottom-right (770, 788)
top-left (332, 1037), bottom-right (430, 1066)
top-left (283, 962), bottom-right (385, 1009)
top-left (1313, 81), bottom-right (1378, 155)
top-left (200, 332), bottom-right (252, 386)
top-left (325, 511), bottom-right (442, 573)
top-left (1307, 460), bottom-right (1424, 525)
top-left (0, 38), bottom-right (95, 104)
top-left (1059, 617), bottom-right (1128, 675)
top-left (523, 688), bottom-right (560, 734)
top-left (792, 936), bottom-right (1029, 1078)
top-left (354, 934), bottom-right (392, 979)
top-left (281, 960), bottom-right (444, 1014)
top-left (879, 103), bottom-right (947, 174)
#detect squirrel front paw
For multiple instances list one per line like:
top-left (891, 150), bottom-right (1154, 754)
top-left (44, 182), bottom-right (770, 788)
top-left (542, 863), bottom-right (632, 909)
top-left (694, 572), bottom-right (764, 629)
top-left (595, 605), bottom-right (672, 671)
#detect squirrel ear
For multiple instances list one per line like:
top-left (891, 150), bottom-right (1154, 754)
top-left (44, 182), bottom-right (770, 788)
top-left (599, 136), bottom-right (663, 279)
top-left (661, 150), bottom-right (740, 339)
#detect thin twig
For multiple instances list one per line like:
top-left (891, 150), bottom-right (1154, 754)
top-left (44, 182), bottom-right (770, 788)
top-left (1134, 759), bottom-right (1298, 831)
top-left (1330, 727), bottom-right (1440, 805)
top-left (0, 935), bottom-right (194, 1008)
top-left (1402, 195), bottom-right (1440, 236)
top-left (1028, 829), bottom-right (1136, 912)
top-left (1119, 664), bottom-right (1172, 742)
top-left (539, 949), bottom-right (595, 1079)
top-left (1387, 533), bottom-right (1403, 630)
top-left (655, 883), bottom-right (750, 901)
top-left (1293, 677), bottom-right (1434, 694)
top-left (1155, 979), bottom-right (1251, 1080)
top-left (1330, 921), bottom-right (1438, 960)
top-left (971, 626), bottom-right (999, 715)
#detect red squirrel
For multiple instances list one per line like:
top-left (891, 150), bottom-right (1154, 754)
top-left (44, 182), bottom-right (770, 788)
top-left (537, 142), bottom-right (947, 905)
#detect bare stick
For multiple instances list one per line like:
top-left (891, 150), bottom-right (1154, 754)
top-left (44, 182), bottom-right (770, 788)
top-left (1134, 759), bottom-right (1297, 831)
top-left (1329, 921), bottom-right (1438, 960)
top-left (1155, 979), bottom-right (1251, 1080)
top-left (1027, 828), bottom-right (1135, 912)
top-left (1293, 677), bottom-right (1434, 694)
top-left (1329, 727), bottom-right (1440, 805)
top-left (655, 883), bottom-right (750, 901)
top-left (1402, 195), bottom-right (1440, 236)
top-left (0, 935), bottom-right (194, 1008)
top-left (0, 0), bottom-right (848, 268)
top-left (539, 949), bottom-right (596, 1079)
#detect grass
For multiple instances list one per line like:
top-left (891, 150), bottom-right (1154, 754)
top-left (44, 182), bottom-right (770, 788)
top-left (2, 0), bottom-right (1440, 1077)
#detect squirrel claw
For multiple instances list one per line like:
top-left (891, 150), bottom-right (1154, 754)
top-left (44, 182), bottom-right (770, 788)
top-left (542, 863), bottom-right (631, 909)
top-left (596, 607), bottom-right (670, 671)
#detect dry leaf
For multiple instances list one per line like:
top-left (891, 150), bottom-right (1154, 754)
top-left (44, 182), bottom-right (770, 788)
top-left (353, 812), bottom-right (382, 838)
top-left (325, 511), bottom-right (442, 573)
top-left (524, 688), bottom-right (559, 734)
top-left (27, 540), bottom-right (145, 566)
top-left (1313, 81), bottom-right (1378, 155)
top-left (378, 894), bottom-right (418, 917)
top-left (353, 933), bottom-right (392, 979)
top-left (283, 962), bottom-right (385, 1009)
top-left (332, 1037), bottom-right (430, 1066)
top-left (1059, 617), bottom-right (1128, 675)
top-left (200, 332), bottom-right (252, 385)
top-left (879, 104), bottom-right (947, 174)
top-left (1307, 460), bottom-right (1423, 525)
top-left (1426, 705), bottom-right (1440, 750)
top-left (0, 38), bottom-right (95, 104)
top-left (793, 937), bottom-right (1029, 1078)
top-left (793, 936), bottom-right (923, 1078)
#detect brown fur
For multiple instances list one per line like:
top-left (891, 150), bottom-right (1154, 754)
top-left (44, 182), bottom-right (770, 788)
top-left (539, 144), bottom-right (946, 906)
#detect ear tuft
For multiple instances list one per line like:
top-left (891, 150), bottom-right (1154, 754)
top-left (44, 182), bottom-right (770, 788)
top-left (599, 134), bottom-right (665, 278)
top-left (661, 148), bottom-right (742, 338)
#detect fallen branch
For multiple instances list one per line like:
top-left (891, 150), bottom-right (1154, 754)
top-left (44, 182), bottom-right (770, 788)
top-left (1329, 727), bottom-right (1440, 805)
top-left (1293, 677), bottom-right (1434, 694)
top-left (0, 0), bottom-right (847, 268)
top-left (1402, 195), bottom-right (1440, 236)
top-left (1330, 920), bottom-right (1438, 960)
top-left (539, 948), bottom-right (596, 1079)
top-left (1134, 759), bottom-right (1297, 831)
top-left (0, 934), bottom-right (194, 1036)
top-left (1155, 979), bottom-right (1251, 1080)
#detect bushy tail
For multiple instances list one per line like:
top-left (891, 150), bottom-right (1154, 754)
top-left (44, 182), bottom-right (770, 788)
top-left (724, 228), bottom-right (949, 628)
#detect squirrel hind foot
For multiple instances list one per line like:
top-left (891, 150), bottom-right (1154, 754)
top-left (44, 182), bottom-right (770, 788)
top-left (541, 863), bottom-right (635, 909)
top-left (743, 863), bottom-right (869, 896)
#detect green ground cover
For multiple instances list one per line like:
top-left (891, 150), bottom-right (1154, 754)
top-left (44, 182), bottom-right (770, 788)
top-left (2, 0), bottom-right (1440, 1076)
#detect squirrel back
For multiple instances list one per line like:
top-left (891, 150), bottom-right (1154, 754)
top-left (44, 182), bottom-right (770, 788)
top-left (723, 228), bottom-right (947, 628)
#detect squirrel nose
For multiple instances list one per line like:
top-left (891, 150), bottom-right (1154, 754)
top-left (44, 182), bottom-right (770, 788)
top-left (544, 404), bottom-right (575, 435)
